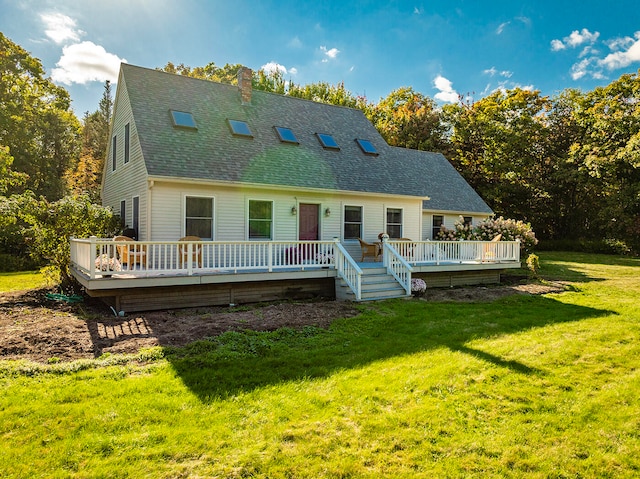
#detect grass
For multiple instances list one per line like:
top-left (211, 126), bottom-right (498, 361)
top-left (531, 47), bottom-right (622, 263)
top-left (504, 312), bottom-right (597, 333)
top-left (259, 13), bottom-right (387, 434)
top-left (1, 252), bottom-right (639, 478)
top-left (0, 270), bottom-right (47, 292)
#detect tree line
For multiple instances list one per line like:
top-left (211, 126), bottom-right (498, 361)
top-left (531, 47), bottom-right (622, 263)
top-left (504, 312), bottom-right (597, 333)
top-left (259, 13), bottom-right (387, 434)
top-left (2, 32), bottom-right (639, 271)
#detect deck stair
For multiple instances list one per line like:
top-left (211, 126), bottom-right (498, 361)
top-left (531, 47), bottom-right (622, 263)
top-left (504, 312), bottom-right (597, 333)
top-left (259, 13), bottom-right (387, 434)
top-left (337, 265), bottom-right (409, 301)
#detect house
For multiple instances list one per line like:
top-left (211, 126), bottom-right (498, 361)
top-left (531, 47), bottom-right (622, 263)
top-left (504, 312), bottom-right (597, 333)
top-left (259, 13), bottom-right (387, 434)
top-left (69, 63), bottom-right (519, 311)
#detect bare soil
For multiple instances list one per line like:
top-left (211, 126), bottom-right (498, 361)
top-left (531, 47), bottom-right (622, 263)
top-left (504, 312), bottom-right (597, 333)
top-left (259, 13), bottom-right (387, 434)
top-left (0, 277), bottom-right (565, 363)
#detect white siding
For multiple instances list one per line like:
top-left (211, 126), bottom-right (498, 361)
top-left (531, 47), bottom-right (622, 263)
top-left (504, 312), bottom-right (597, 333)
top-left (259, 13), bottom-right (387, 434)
top-left (102, 76), bottom-right (149, 238)
top-left (149, 181), bottom-right (423, 249)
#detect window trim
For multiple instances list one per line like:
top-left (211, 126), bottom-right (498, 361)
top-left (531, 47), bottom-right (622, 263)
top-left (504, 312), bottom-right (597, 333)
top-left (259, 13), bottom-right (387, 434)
top-left (316, 132), bottom-right (340, 150)
top-left (111, 135), bottom-right (117, 171)
top-left (184, 195), bottom-right (215, 240)
top-left (343, 205), bottom-right (363, 240)
top-left (132, 196), bottom-right (140, 237)
top-left (247, 199), bottom-right (273, 240)
top-left (228, 119), bottom-right (253, 138)
top-left (386, 207), bottom-right (403, 238)
top-left (355, 138), bottom-right (378, 156)
top-left (274, 126), bottom-right (299, 144)
top-left (170, 110), bottom-right (197, 129)
top-left (463, 216), bottom-right (473, 227)
top-left (432, 214), bottom-right (444, 239)
top-left (119, 200), bottom-right (126, 228)
top-left (124, 123), bottom-right (130, 164)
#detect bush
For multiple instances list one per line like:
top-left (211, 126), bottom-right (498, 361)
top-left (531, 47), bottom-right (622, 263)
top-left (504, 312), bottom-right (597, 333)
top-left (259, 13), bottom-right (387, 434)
top-left (0, 254), bottom-right (41, 273)
top-left (438, 216), bottom-right (538, 253)
top-left (538, 239), bottom-right (634, 256)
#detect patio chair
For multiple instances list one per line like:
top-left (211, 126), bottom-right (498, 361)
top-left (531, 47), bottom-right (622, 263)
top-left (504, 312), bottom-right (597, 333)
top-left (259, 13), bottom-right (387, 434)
top-left (482, 234), bottom-right (502, 262)
top-left (358, 238), bottom-right (380, 262)
top-left (114, 235), bottom-right (147, 267)
top-left (178, 235), bottom-right (202, 268)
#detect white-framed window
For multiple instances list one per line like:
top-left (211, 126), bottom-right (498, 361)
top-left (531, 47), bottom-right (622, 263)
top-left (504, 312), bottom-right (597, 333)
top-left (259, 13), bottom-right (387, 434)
top-left (248, 199), bottom-right (272, 240)
top-left (111, 136), bottom-right (117, 171)
top-left (124, 123), bottom-right (130, 164)
top-left (132, 196), bottom-right (140, 237)
top-left (343, 205), bottom-right (362, 239)
top-left (185, 196), bottom-right (214, 240)
top-left (386, 207), bottom-right (402, 238)
top-left (432, 215), bottom-right (444, 239)
top-left (119, 200), bottom-right (126, 228)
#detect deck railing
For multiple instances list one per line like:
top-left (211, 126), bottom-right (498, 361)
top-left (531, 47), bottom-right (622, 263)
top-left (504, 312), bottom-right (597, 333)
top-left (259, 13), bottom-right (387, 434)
top-left (334, 239), bottom-right (363, 301)
top-left (387, 239), bottom-right (520, 265)
top-left (70, 237), bottom-right (521, 281)
top-left (382, 240), bottom-right (413, 296)
top-left (71, 237), bottom-right (337, 279)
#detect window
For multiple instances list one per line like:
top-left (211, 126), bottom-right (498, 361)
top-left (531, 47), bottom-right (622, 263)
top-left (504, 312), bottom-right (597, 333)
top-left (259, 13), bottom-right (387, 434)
top-left (275, 126), bottom-right (299, 144)
top-left (432, 215), bottom-right (443, 239)
top-left (185, 197), bottom-right (214, 240)
top-left (248, 200), bottom-right (272, 240)
top-left (228, 119), bottom-right (253, 137)
top-left (120, 200), bottom-right (126, 228)
top-left (124, 123), bottom-right (130, 164)
top-left (356, 138), bottom-right (378, 156)
top-left (132, 196), bottom-right (140, 236)
top-left (317, 133), bottom-right (339, 150)
top-left (343, 205), bottom-right (362, 239)
top-left (386, 208), bottom-right (402, 238)
top-left (111, 136), bottom-right (117, 171)
top-left (170, 110), bottom-right (197, 129)
top-left (463, 216), bottom-right (473, 227)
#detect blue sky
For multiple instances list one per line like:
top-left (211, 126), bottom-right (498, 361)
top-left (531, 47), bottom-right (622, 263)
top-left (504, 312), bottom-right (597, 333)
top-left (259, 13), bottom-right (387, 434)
top-left (2, 0), bottom-right (640, 116)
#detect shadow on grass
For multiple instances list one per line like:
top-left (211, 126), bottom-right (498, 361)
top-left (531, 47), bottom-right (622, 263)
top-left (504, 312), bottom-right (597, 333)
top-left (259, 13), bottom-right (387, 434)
top-left (540, 251), bottom-right (640, 282)
top-left (165, 294), bottom-right (613, 402)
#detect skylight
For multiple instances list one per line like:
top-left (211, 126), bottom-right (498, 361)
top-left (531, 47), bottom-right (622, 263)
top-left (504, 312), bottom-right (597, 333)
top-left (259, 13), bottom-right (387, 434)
top-left (317, 133), bottom-right (339, 150)
top-left (228, 119), bottom-right (253, 137)
top-left (170, 110), bottom-right (197, 129)
top-left (356, 138), bottom-right (378, 155)
top-left (275, 127), bottom-right (299, 144)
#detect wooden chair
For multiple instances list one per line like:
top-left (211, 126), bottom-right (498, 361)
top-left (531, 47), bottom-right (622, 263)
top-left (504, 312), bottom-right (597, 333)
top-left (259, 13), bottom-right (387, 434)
top-left (397, 238), bottom-right (414, 259)
top-left (178, 236), bottom-right (202, 268)
top-left (114, 235), bottom-right (147, 267)
top-left (482, 234), bottom-right (502, 262)
top-left (358, 238), bottom-right (380, 262)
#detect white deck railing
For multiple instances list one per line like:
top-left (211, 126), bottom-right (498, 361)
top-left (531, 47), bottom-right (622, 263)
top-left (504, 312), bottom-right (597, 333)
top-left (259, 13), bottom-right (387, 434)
top-left (382, 241), bottom-right (413, 296)
top-left (71, 237), bottom-right (337, 279)
top-left (70, 237), bottom-right (521, 282)
top-left (334, 240), bottom-right (363, 301)
top-left (387, 239), bottom-right (520, 265)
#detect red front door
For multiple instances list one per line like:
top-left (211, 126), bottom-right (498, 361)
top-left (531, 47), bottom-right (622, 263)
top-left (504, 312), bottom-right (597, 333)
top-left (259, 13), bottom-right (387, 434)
top-left (298, 204), bottom-right (319, 240)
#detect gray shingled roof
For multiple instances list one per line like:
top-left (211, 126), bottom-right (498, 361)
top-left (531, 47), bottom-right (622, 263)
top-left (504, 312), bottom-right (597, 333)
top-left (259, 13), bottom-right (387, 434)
top-left (121, 64), bottom-right (492, 214)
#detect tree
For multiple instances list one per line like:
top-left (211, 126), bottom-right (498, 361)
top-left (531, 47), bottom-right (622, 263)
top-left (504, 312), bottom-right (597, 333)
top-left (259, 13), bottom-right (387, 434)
top-left (66, 81), bottom-right (113, 200)
top-left (0, 33), bottom-right (81, 200)
top-left (365, 87), bottom-right (449, 153)
top-left (444, 88), bottom-right (556, 236)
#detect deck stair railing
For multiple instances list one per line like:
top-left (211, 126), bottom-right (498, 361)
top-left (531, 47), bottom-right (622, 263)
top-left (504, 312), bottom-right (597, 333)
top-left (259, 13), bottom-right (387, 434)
top-left (382, 239), bottom-right (413, 296)
top-left (333, 238), bottom-right (363, 300)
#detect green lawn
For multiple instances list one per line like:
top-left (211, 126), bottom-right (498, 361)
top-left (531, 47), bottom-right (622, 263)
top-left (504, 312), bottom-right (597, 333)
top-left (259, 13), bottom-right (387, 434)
top-left (0, 270), bottom-right (47, 292)
top-left (1, 252), bottom-right (639, 478)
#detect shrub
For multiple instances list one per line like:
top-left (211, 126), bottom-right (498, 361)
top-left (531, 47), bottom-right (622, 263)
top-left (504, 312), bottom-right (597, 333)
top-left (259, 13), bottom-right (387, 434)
top-left (438, 216), bottom-right (538, 253)
top-left (526, 254), bottom-right (540, 277)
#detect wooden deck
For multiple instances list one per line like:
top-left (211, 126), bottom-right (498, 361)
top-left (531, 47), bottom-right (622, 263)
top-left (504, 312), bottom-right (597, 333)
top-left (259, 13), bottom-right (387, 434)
top-left (70, 238), bottom-right (522, 311)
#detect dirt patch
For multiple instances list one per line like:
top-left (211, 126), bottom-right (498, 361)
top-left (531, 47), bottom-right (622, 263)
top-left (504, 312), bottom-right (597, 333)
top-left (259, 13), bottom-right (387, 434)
top-left (0, 279), bottom-right (565, 364)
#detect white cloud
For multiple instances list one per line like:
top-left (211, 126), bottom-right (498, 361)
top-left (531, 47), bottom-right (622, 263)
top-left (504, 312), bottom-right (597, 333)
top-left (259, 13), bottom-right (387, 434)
top-left (600, 32), bottom-right (640, 70)
top-left (551, 28), bottom-right (599, 51)
top-left (41, 12), bottom-right (84, 44)
top-left (433, 75), bottom-right (458, 103)
top-left (496, 22), bottom-right (510, 35)
top-left (320, 45), bottom-right (340, 60)
top-left (483, 67), bottom-right (513, 78)
top-left (261, 62), bottom-right (287, 75)
top-left (260, 62), bottom-right (298, 76)
top-left (51, 41), bottom-right (125, 85)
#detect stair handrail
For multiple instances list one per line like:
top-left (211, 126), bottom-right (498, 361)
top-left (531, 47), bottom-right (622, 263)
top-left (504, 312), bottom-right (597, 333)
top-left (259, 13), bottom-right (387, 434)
top-left (382, 239), bottom-right (413, 296)
top-left (333, 238), bottom-right (363, 301)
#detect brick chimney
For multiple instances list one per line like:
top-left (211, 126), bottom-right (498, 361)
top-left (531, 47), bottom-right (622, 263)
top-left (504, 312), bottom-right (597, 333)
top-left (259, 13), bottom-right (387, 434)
top-left (237, 67), bottom-right (252, 105)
